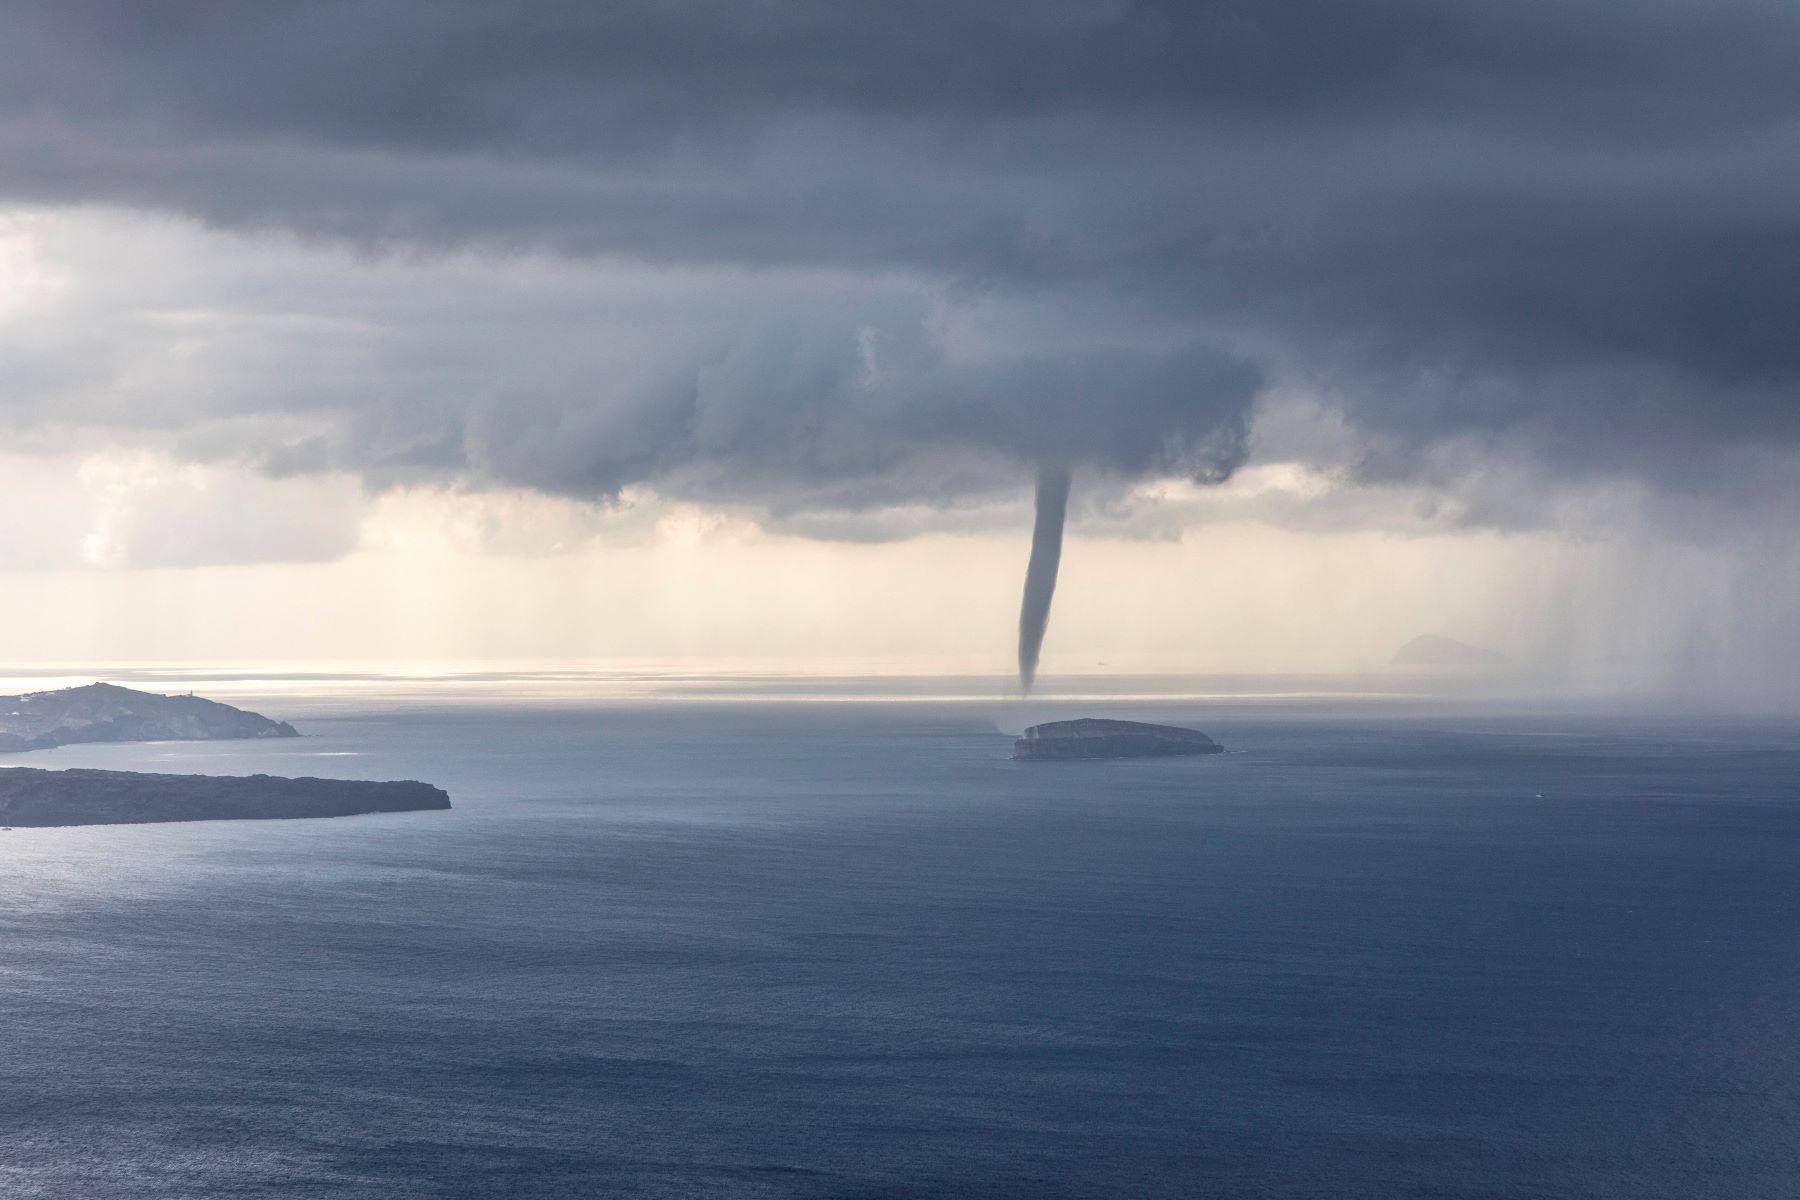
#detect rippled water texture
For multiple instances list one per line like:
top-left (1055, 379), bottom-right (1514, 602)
top-left (2, 685), bottom-right (1797, 1197)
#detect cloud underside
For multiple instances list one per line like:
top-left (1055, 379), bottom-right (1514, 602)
top-left (1, 0), bottom-right (1797, 531)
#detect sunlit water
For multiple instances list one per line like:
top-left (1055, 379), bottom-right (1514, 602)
top-left (2, 677), bottom-right (1798, 1197)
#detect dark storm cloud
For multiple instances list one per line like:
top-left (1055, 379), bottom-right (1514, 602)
top-left (2, 0), bottom-right (1798, 508)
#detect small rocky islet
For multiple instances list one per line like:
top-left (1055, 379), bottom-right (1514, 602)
top-left (1013, 718), bottom-right (1223, 761)
top-left (0, 682), bottom-right (449, 829)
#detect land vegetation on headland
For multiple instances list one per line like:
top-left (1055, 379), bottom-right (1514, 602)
top-left (0, 766), bottom-right (451, 828)
top-left (0, 682), bottom-right (298, 752)
top-left (0, 682), bottom-right (451, 828)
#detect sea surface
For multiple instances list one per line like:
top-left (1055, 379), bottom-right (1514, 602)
top-left (2, 676), bottom-right (1798, 1197)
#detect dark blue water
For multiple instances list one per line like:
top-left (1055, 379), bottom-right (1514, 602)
top-left (3, 698), bottom-right (1799, 1197)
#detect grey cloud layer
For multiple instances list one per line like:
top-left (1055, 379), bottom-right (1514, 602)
top-left (2, 0), bottom-right (1797, 511)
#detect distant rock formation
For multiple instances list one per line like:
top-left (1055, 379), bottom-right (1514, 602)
top-left (1389, 635), bottom-right (1512, 668)
top-left (1013, 718), bottom-right (1223, 760)
top-left (0, 683), bottom-right (299, 753)
top-left (0, 766), bottom-right (450, 828)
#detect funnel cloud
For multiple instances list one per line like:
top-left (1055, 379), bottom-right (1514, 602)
top-left (1018, 465), bottom-right (1072, 694)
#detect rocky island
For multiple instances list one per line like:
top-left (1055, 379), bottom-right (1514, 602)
top-left (0, 682), bottom-right (300, 752)
top-left (0, 683), bottom-right (452, 828)
top-left (1013, 718), bottom-right (1224, 761)
top-left (0, 766), bottom-right (451, 828)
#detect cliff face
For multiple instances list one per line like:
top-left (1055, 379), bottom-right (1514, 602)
top-left (1013, 718), bottom-right (1223, 761)
top-left (0, 766), bottom-right (450, 827)
top-left (0, 683), bottom-right (300, 753)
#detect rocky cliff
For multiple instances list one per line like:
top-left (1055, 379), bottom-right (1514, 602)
top-left (0, 766), bottom-right (450, 827)
top-left (0, 683), bottom-right (299, 752)
top-left (1013, 718), bottom-right (1223, 760)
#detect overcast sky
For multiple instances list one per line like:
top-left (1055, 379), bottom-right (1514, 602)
top-left (1, 2), bottom-right (1796, 694)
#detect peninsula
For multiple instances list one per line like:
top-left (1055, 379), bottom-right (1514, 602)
top-left (0, 766), bottom-right (451, 828)
top-left (1013, 718), bottom-right (1224, 761)
top-left (0, 682), bottom-right (299, 753)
